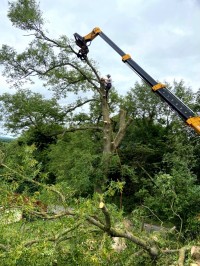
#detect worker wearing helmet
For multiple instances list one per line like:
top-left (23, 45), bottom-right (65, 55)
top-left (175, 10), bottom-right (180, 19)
top-left (101, 73), bottom-right (112, 91)
top-left (105, 74), bottom-right (112, 90)
top-left (101, 74), bottom-right (112, 100)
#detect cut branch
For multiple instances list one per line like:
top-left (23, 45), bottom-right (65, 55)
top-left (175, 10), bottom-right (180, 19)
top-left (88, 202), bottom-right (159, 257)
top-left (177, 247), bottom-right (190, 266)
top-left (99, 202), bottom-right (111, 230)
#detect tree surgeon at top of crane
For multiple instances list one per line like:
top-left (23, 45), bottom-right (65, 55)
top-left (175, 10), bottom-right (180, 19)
top-left (101, 74), bottom-right (112, 100)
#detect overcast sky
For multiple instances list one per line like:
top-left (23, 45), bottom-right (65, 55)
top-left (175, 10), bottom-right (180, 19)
top-left (0, 0), bottom-right (200, 97)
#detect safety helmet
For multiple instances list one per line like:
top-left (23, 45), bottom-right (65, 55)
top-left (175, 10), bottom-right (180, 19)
top-left (107, 74), bottom-right (111, 78)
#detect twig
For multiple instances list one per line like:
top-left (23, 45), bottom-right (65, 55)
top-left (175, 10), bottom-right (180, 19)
top-left (170, 198), bottom-right (183, 239)
top-left (29, 210), bottom-right (74, 219)
top-left (142, 205), bottom-right (163, 225)
top-left (137, 163), bottom-right (159, 188)
top-left (1, 163), bottom-right (65, 203)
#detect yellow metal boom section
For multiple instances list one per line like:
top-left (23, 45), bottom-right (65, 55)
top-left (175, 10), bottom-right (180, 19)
top-left (186, 117), bottom-right (200, 134)
top-left (83, 27), bottom-right (102, 42)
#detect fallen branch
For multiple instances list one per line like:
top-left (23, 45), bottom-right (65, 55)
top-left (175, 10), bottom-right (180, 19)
top-left (88, 202), bottom-right (159, 257)
top-left (177, 247), bottom-right (190, 266)
top-left (1, 163), bottom-right (65, 203)
top-left (99, 202), bottom-right (111, 230)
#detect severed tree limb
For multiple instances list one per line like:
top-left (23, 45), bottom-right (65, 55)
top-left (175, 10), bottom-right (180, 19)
top-left (92, 202), bottom-right (159, 257)
top-left (109, 228), bottom-right (159, 257)
top-left (0, 192), bottom-right (193, 263)
top-left (86, 216), bottom-right (106, 231)
top-left (177, 247), bottom-right (190, 266)
top-left (99, 202), bottom-right (111, 230)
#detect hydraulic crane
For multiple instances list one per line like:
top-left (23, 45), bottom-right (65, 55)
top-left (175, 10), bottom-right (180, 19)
top-left (74, 27), bottom-right (200, 134)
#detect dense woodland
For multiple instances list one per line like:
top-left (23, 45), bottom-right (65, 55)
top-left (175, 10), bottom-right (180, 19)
top-left (0, 1), bottom-right (200, 265)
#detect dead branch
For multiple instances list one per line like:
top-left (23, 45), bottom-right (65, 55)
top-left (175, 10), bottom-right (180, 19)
top-left (112, 109), bottom-right (133, 151)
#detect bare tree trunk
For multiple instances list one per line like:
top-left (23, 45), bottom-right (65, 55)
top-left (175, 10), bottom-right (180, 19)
top-left (101, 88), bottom-right (113, 154)
top-left (98, 84), bottom-right (132, 189)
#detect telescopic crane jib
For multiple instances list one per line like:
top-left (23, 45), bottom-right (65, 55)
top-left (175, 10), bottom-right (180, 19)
top-left (74, 27), bottom-right (200, 134)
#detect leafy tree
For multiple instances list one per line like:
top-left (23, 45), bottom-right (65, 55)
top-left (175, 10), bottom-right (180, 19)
top-left (0, 1), bottom-right (200, 265)
top-left (0, 0), bottom-right (133, 192)
top-left (0, 89), bottom-right (64, 134)
top-left (47, 131), bottom-right (99, 195)
top-left (141, 134), bottom-right (200, 238)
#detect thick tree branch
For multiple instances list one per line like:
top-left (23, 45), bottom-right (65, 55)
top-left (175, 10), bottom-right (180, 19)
top-left (99, 202), bottom-right (111, 230)
top-left (58, 126), bottom-right (103, 137)
top-left (85, 58), bottom-right (102, 84)
top-left (177, 247), bottom-right (190, 266)
top-left (86, 216), bottom-right (106, 231)
top-left (65, 98), bottom-right (98, 114)
top-left (87, 202), bottom-right (159, 257)
top-left (112, 109), bottom-right (133, 151)
top-left (34, 27), bottom-right (66, 48)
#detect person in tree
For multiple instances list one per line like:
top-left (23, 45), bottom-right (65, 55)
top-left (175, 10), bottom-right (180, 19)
top-left (101, 74), bottom-right (112, 100)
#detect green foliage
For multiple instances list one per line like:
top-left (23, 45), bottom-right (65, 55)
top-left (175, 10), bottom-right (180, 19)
top-left (123, 80), bottom-right (195, 126)
top-left (140, 133), bottom-right (200, 238)
top-left (0, 89), bottom-right (64, 134)
top-left (47, 131), bottom-right (99, 194)
top-left (0, 142), bottom-right (47, 192)
top-left (8, 0), bottom-right (43, 31)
